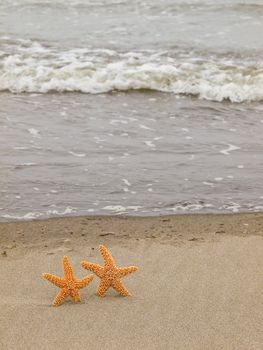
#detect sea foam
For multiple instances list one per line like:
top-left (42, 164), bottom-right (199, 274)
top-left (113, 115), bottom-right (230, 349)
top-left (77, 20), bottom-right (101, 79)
top-left (1, 41), bottom-right (263, 102)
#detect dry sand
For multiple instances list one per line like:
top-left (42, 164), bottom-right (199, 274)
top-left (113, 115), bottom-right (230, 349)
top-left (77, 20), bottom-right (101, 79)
top-left (0, 213), bottom-right (262, 350)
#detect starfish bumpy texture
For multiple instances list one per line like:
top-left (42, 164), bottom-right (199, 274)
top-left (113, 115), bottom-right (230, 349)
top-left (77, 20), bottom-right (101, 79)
top-left (81, 244), bottom-right (138, 297)
top-left (43, 256), bottom-right (94, 306)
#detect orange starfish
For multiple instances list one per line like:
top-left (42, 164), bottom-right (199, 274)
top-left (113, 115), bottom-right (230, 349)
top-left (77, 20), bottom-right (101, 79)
top-left (42, 256), bottom-right (94, 306)
top-left (81, 244), bottom-right (138, 297)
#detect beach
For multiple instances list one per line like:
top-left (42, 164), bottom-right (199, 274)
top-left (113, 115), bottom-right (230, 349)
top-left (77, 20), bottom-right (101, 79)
top-left (1, 0), bottom-right (263, 348)
top-left (1, 213), bottom-right (262, 350)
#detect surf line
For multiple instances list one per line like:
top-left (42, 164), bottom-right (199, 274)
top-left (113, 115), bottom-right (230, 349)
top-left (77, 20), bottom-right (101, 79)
top-left (220, 144), bottom-right (240, 156)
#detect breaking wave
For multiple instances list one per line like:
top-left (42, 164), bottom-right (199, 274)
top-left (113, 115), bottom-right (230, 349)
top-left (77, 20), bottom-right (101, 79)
top-left (1, 40), bottom-right (263, 102)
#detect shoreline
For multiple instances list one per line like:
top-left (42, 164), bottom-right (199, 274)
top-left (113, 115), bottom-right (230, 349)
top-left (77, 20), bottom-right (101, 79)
top-left (1, 212), bottom-right (262, 349)
top-left (2, 210), bottom-right (263, 222)
top-left (1, 212), bottom-right (263, 248)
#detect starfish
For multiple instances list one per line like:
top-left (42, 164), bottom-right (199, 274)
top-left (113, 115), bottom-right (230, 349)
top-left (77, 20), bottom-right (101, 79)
top-left (81, 244), bottom-right (138, 297)
top-left (42, 256), bottom-right (94, 306)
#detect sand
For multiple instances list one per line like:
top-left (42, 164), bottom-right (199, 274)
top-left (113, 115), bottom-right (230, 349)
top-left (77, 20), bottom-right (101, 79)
top-left (0, 213), bottom-right (262, 350)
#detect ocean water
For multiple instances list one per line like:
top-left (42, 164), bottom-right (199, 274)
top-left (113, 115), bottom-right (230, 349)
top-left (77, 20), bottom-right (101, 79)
top-left (0, 0), bottom-right (263, 219)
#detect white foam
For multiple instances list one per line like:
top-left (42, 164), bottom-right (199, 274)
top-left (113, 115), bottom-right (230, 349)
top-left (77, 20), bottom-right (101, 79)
top-left (28, 128), bottom-right (40, 138)
top-left (253, 205), bottom-right (263, 211)
top-left (122, 178), bottom-right (131, 186)
top-left (2, 212), bottom-right (42, 220)
top-left (122, 152), bottom-right (130, 158)
top-left (219, 202), bottom-right (241, 213)
top-left (144, 140), bottom-right (155, 148)
top-left (1, 206), bottom-right (77, 220)
top-left (214, 177), bottom-right (223, 181)
top-left (13, 146), bottom-right (28, 150)
top-left (103, 205), bottom-right (142, 213)
top-left (18, 162), bottom-right (37, 166)
top-left (220, 144), bottom-right (240, 156)
top-left (139, 124), bottom-right (154, 130)
top-left (168, 203), bottom-right (213, 212)
top-left (203, 181), bottom-right (214, 187)
top-left (46, 207), bottom-right (76, 215)
top-left (69, 151), bottom-right (86, 157)
top-left (1, 43), bottom-right (263, 102)
top-left (154, 136), bottom-right (163, 141)
top-left (110, 119), bottom-right (128, 125)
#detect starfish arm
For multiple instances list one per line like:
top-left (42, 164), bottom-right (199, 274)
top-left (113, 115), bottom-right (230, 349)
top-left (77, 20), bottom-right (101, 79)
top-left (75, 275), bottom-right (94, 289)
top-left (118, 266), bottom-right (138, 277)
top-left (81, 261), bottom-right (104, 277)
top-left (53, 289), bottom-right (68, 306)
top-left (112, 280), bottom-right (131, 297)
top-left (99, 245), bottom-right (116, 267)
top-left (96, 279), bottom-right (111, 297)
top-left (42, 273), bottom-right (66, 288)
top-left (63, 256), bottom-right (74, 279)
top-left (70, 289), bottom-right (81, 302)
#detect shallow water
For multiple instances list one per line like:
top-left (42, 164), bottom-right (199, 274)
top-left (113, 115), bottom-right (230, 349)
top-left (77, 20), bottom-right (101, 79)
top-left (0, 0), bottom-right (263, 219)
top-left (1, 92), bottom-right (263, 219)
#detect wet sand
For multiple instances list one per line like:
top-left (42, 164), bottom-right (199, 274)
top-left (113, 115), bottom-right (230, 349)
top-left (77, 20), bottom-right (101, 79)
top-left (0, 213), bottom-right (263, 349)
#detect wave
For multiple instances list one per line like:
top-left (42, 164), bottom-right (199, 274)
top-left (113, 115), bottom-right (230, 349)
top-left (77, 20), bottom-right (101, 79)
top-left (1, 40), bottom-right (262, 102)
